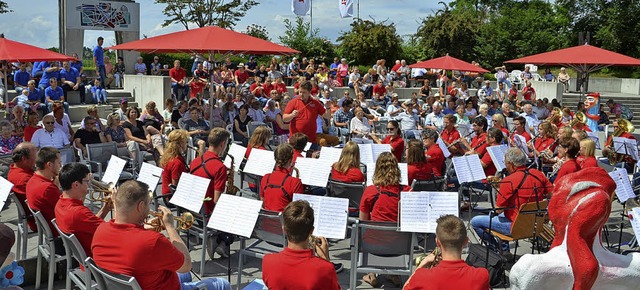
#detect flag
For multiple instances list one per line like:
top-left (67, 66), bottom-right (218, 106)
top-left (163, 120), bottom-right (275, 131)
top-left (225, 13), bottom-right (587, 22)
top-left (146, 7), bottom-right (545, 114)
top-left (338, 0), bottom-right (354, 18)
top-left (292, 0), bottom-right (311, 16)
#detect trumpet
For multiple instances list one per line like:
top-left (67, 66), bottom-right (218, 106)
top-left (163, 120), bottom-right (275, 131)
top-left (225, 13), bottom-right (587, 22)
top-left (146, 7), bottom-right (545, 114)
top-left (415, 247), bottom-right (442, 268)
top-left (145, 211), bottom-right (194, 232)
top-left (88, 179), bottom-right (115, 202)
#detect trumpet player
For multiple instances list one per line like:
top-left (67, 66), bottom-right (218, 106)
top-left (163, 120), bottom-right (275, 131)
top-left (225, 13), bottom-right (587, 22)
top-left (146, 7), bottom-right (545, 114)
top-left (55, 163), bottom-right (110, 256)
top-left (260, 143), bottom-right (304, 212)
top-left (92, 180), bottom-right (231, 290)
top-left (405, 215), bottom-right (490, 290)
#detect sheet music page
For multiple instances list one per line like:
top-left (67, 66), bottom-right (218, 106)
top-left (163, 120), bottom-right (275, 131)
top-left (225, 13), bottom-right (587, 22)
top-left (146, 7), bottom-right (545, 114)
top-left (487, 145), bottom-right (509, 173)
top-left (169, 173), bottom-right (210, 213)
top-left (436, 138), bottom-right (452, 158)
top-left (466, 154), bottom-right (487, 181)
top-left (303, 142), bottom-right (312, 152)
top-left (427, 192), bottom-right (460, 232)
top-left (243, 148), bottom-right (276, 176)
top-left (586, 132), bottom-right (601, 150)
top-left (629, 207), bottom-right (640, 244)
top-left (137, 163), bottom-right (163, 192)
top-left (224, 143), bottom-right (247, 169)
top-left (457, 124), bottom-right (473, 139)
top-left (295, 158), bottom-right (333, 187)
top-left (371, 144), bottom-right (392, 162)
top-left (207, 194), bottom-right (263, 238)
top-left (612, 137), bottom-right (631, 155)
top-left (400, 191), bottom-right (430, 232)
top-left (514, 134), bottom-right (529, 155)
top-left (318, 147), bottom-right (343, 163)
top-left (293, 194), bottom-right (349, 239)
top-left (506, 117), bottom-right (514, 128)
top-left (623, 138), bottom-right (639, 161)
top-left (398, 163), bottom-right (409, 186)
top-left (366, 162), bottom-right (376, 186)
top-left (608, 168), bottom-right (636, 203)
top-left (452, 156), bottom-right (474, 183)
top-left (351, 138), bottom-right (373, 144)
top-left (358, 144), bottom-right (374, 164)
top-left (0, 176), bottom-right (14, 211)
top-left (101, 155), bottom-right (127, 186)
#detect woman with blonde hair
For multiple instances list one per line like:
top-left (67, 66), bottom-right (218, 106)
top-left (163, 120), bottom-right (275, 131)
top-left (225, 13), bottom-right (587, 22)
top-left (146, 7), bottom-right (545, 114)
top-left (491, 113), bottom-right (509, 137)
top-left (406, 139), bottom-right (433, 185)
top-left (578, 138), bottom-right (598, 169)
top-left (330, 141), bottom-right (364, 183)
top-left (160, 129), bottom-right (189, 201)
top-left (246, 125), bottom-right (272, 158)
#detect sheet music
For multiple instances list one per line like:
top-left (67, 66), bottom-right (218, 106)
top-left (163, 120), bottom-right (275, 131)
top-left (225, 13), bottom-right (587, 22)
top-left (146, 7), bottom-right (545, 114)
top-left (101, 155), bottom-right (127, 186)
top-left (457, 124), bottom-right (473, 139)
top-left (612, 137), bottom-right (629, 155)
top-left (295, 158), bottom-right (333, 187)
top-left (303, 142), bottom-right (312, 153)
top-left (243, 148), bottom-right (276, 176)
top-left (351, 138), bottom-right (373, 144)
top-left (513, 134), bottom-right (529, 155)
top-left (623, 138), bottom-right (639, 161)
top-left (358, 144), bottom-right (374, 164)
top-left (399, 163), bottom-right (409, 186)
top-left (0, 176), bottom-right (14, 211)
top-left (292, 193), bottom-right (349, 239)
top-left (224, 143), bottom-right (247, 169)
top-left (366, 162), bottom-right (376, 186)
top-left (318, 147), bottom-right (343, 163)
top-left (487, 144), bottom-right (509, 173)
top-left (436, 138), bottom-right (452, 158)
top-left (586, 132), bottom-right (601, 150)
top-left (608, 168), bottom-right (636, 203)
top-left (207, 194), bottom-right (263, 238)
top-left (452, 155), bottom-right (486, 183)
top-left (629, 207), bottom-right (640, 244)
top-left (371, 144), bottom-right (392, 162)
top-left (400, 191), bottom-right (459, 233)
top-left (506, 117), bottom-right (514, 129)
top-left (169, 173), bottom-right (210, 213)
top-left (137, 163), bottom-right (163, 192)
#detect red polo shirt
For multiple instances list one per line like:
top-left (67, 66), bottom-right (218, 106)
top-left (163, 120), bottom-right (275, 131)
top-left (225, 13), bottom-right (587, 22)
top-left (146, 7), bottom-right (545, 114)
top-left (404, 260), bottom-right (489, 290)
top-left (578, 156), bottom-right (598, 169)
top-left (497, 167), bottom-right (552, 225)
top-left (360, 184), bottom-right (411, 222)
top-left (511, 130), bottom-right (532, 143)
top-left (441, 127), bottom-right (460, 148)
top-left (54, 197), bottom-right (104, 256)
top-left (8, 164), bottom-right (36, 230)
top-left (382, 135), bottom-right (405, 162)
top-left (162, 156), bottom-right (187, 195)
top-left (426, 144), bottom-right (445, 177)
top-left (169, 67), bottom-right (186, 82)
top-left (274, 82), bottom-right (287, 95)
top-left (330, 166), bottom-right (365, 183)
top-left (480, 150), bottom-right (497, 177)
top-left (284, 96), bottom-right (325, 143)
top-left (555, 159), bottom-right (580, 182)
top-left (262, 247), bottom-right (339, 290)
top-left (92, 221), bottom-right (183, 290)
top-left (235, 70), bottom-right (249, 84)
top-left (522, 86), bottom-right (535, 101)
top-left (373, 84), bottom-right (386, 96)
top-left (189, 151), bottom-right (227, 214)
top-left (470, 133), bottom-right (488, 156)
top-left (408, 162), bottom-right (433, 185)
top-left (534, 137), bottom-right (556, 153)
top-left (26, 173), bottom-right (61, 237)
top-left (260, 167), bottom-right (304, 212)
top-left (250, 83), bottom-right (265, 97)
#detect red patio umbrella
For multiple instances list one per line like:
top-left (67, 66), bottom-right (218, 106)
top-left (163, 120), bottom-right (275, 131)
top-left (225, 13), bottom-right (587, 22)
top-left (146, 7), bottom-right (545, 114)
top-left (109, 26), bottom-right (299, 55)
top-left (409, 54), bottom-right (489, 73)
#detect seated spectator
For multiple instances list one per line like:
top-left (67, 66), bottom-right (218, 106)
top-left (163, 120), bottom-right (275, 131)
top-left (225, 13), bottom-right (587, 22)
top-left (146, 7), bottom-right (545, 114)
top-left (133, 57), bottom-right (147, 75)
top-left (455, 105), bottom-right (470, 124)
top-left (396, 103), bottom-right (420, 138)
top-left (333, 99), bottom-right (354, 137)
top-left (13, 63), bottom-right (30, 95)
top-left (544, 68), bottom-right (555, 82)
top-left (348, 67), bottom-right (361, 95)
top-left (90, 79), bottom-right (108, 105)
top-left (273, 77), bottom-right (287, 96)
top-left (350, 107), bottom-right (371, 138)
top-left (233, 104), bottom-right (252, 146)
top-left (0, 121), bottom-right (22, 154)
top-left (113, 57), bottom-right (125, 88)
top-left (330, 141), bottom-right (364, 183)
top-left (38, 61), bottom-right (61, 90)
top-left (10, 90), bottom-right (30, 116)
top-left (104, 112), bottom-right (141, 169)
top-left (170, 60), bottom-right (189, 100)
top-left (49, 104), bottom-right (74, 142)
top-left (123, 107), bottom-right (154, 153)
top-left (406, 139), bottom-right (434, 185)
top-left (184, 107), bottom-right (210, 156)
top-left (464, 100), bottom-right (478, 119)
top-left (23, 111), bottom-right (42, 142)
top-left (248, 100), bottom-right (265, 123)
top-left (189, 62), bottom-right (209, 99)
top-left (73, 116), bottom-right (107, 157)
top-left (45, 78), bottom-right (69, 114)
top-left (24, 80), bottom-right (47, 114)
top-left (386, 95), bottom-right (403, 117)
top-left (149, 56), bottom-right (163, 76)
top-left (60, 61), bottom-right (85, 104)
top-left (81, 106), bottom-right (106, 132)
top-left (9, 105), bottom-right (26, 138)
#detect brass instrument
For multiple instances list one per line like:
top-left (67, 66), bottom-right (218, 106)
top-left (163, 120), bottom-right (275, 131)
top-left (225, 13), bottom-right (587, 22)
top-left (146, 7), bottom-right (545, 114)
top-left (145, 211), bottom-right (194, 232)
top-left (225, 154), bottom-right (240, 195)
top-left (548, 107), bottom-right (562, 125)
top-left (606, 118), bottom-right (635, 165)
top-left (568, 111), bottom-right (586, 128)
top-left (486, 175), bottom-right (502, 191)
top-left (88, 179), bottom-right (114, 202)
top-left (415, 247), bottom-right (442, 268)
top-left (539, 139), bottom-right (558, 160)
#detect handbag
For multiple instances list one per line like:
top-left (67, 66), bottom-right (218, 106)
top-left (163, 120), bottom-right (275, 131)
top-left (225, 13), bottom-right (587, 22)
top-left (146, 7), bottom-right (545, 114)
top-left (465, 243), bottom-right (507, 288)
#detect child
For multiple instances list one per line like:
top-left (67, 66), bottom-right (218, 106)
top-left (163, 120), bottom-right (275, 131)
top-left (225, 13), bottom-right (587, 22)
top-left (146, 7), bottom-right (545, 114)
top-left (91, 79), bottom-right (108, 104)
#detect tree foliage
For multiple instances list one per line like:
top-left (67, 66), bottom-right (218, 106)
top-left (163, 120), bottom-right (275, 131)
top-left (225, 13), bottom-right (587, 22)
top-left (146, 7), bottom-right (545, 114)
top-left (243, 24), bottom-right (269, 41)
top-left (0, 1), bottom-right (10, 14)
top-left (155, 0), bottom-right (258, 29)
top-left (336, 19), bottom-right (403, 66)
top-left (279, 17), bottom-right (336, 62)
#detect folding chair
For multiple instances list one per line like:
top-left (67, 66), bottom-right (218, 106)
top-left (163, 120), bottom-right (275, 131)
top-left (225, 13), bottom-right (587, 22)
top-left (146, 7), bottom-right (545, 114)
top-left (226, 123), bottom-right (242, 145)
top-left (51, 219), bottom-right (97, 290)
top-left (85, 142), bottom-right (135, 181)
top-left (85, 257), bottom-right (142, 290)
top-left (9, 192), bottom-right (30, 260)
top-left (30, 210), bottom-right (67, 290)
top-left (349, 220), bottom-right (416, 289)
top-left (411, 178), bottom-right (446, 191)
top-left (237, 210), bottom-right (286, 286)
top-left (327, 180), bottom-right (365, 220)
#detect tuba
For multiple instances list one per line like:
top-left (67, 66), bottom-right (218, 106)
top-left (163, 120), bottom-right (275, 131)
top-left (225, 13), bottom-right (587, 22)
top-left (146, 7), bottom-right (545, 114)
top-left (145, 211), bottom-right (194, 232)
top-left (568, 111), bottom-right (586, 128)
top-left (606, 118), bottom-right (635, 165)
top-left (225, 154), bottom-right (240, 195)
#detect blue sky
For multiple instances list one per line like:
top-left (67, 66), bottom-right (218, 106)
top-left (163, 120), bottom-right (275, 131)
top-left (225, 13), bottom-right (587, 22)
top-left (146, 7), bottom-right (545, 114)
top-left (0, 0), bottom-right (450, 49)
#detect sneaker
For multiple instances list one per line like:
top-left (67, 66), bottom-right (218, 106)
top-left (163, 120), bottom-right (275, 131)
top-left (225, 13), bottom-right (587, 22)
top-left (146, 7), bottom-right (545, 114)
top-left (215, 242), bottom-right (230, 258)
top-left (333, 262), bottom-right (343, 273)
top-left (363, 273), bottom-right (380, 288)
top-left (206, 238), bottom-right (219, 260)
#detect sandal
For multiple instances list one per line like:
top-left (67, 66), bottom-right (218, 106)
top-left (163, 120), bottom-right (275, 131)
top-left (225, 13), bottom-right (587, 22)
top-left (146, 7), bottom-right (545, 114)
top-left (363, 273), bottom-right (380, 288)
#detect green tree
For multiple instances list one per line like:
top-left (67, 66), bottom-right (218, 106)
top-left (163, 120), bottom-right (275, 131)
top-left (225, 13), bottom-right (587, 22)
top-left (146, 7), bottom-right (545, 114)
top-left (0, 1), bottom-right (10, 14)
top-left (336, 19), bottom-right (403, 66)
top-left (399, 35), bottom-right (426, 64)
top-left (279, 17), bottom-right (336, 62)
top-left (243, 24), bottom-right (269, 41)
top-left (155, 0), bottom-right (258, 29)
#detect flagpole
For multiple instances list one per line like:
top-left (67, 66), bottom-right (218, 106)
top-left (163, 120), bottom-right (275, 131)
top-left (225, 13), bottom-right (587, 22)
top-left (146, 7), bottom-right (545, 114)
top-left (310, 0), bottom-right (313, 34)
top-left (357, 0), bottom-right (360, 19)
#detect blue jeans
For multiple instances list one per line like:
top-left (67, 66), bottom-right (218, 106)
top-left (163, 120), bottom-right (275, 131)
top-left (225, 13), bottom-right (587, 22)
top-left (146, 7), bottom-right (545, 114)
top-left (178, 272), bottom-right (231, 290)
top-left (497, 79), bottom-right (512, 89)
top-left (471, 213), bottom-right (511, 252)
top-left (172, 82), bottom-right (190, 101)
top-left (98, 65), bottom-right (106, 88)
top-left (92, 88), bottom-right (108, 103)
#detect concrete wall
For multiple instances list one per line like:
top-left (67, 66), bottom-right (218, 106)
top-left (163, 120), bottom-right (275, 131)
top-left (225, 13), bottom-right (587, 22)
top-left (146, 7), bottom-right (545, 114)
top-left (124, 75), bottom-right (171, 109)
top-left (621, 79), bottom-right (640, 95)
top-left (588, 78), bottom-right (622, 93)
top-left (531, 81), bottom-right (563, 101)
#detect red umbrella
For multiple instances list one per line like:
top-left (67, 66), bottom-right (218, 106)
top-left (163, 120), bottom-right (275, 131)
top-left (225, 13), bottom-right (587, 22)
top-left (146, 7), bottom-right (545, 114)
top-left (505, 44), bottom-right (640, 71)
top-left (109, 26), bottom-right (300, 55)
top-left (409, 54), bottom-right (489, 73)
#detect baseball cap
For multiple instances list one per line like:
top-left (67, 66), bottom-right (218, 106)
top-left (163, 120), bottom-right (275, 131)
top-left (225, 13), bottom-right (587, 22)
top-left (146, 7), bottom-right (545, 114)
top-left (606, 98), bottom-right (614, 104)
top-left (120, 98), bottom-right (128, 104)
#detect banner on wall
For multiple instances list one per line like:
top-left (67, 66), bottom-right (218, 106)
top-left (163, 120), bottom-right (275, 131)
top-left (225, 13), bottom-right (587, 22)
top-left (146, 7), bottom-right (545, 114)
top-left (65, 0), bottom-right (140, 32)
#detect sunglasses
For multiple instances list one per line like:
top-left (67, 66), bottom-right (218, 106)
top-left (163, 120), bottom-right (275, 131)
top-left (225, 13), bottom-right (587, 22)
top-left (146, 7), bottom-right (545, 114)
top-left (44, 122), bottom-right (54, 124)
top-left (387, 127), bottom-right (396, 130)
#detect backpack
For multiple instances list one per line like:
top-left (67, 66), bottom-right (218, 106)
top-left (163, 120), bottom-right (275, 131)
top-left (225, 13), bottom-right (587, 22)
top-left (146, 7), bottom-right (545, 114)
top-left (465, 244), bottom-right (508, 288)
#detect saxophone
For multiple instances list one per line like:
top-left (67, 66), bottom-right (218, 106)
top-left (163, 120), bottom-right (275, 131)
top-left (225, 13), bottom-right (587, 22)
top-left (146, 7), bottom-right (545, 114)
top-left (225, 154), bottom-right (240, 195)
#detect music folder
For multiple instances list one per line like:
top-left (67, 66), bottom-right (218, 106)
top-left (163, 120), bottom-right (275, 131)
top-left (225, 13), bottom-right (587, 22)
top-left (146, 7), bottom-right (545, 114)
top-left (452, 155), bottom-right (486, 183)
top-left (487, 144), bottom-right (509, 173)
top-left (613, 137), bottom-right (639, 161)
top-left (608, 168), bottom-right (636, 203)
top-left (243, 148), bottom-right (276, 176)
top-left (207, 194), bottom-right (263, 238)
top-left (169, 173), bottom-right (210, 213)
top-left (101, 155), bottom-right (127, 186)
top-left (293, 193), bottom-right (349, 239)
top-left (399, 191), bottom-right (459, 233)
top-left (137, 163), bottom-right (163, 194)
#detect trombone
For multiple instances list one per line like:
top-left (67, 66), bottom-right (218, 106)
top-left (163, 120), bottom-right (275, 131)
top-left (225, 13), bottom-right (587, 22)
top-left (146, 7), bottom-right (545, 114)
top-left (145, 211), bottom-right (195, 232)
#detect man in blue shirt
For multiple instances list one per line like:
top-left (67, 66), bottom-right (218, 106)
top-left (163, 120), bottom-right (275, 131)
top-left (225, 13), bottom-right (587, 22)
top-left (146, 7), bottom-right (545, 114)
top-left (13, 63), bottom-right (31, 95)
top-left (329, 57), bottom-right (339, 78)
top-left (60, 61), bottom-right (86, 104)
top-left (25, 80), bottom-right (47, 114)
top-left (93, 37), bottom-right (106, 87)
top-left (38, 62), bottom-right (61, 90)
top-left (31, 61), bottom-right (48, 78)
top-left (44, 78), bottom-right (68, 113)
top-left (70, 52), bottom-right (83, 74)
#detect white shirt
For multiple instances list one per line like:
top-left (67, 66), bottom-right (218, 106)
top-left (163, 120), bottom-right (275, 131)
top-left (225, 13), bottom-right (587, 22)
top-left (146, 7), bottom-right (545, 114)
top-left (425, 112), bottom-right (444, 128)
top-left (31, 128), bottom-right (70, 149)
top-left (350, 116), bottom-right (371, 136)
top-left (47, 112), bottom-right (72, 140)
top-left (396, 112), bottom-right (418, 130)
top-left (264, 108), bottom-right (280, 122)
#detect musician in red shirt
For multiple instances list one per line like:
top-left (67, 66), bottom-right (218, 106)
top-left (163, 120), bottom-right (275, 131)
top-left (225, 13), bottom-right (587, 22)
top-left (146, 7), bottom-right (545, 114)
top-left (262, 200), bottom-right (340, 290)
top-left (260, 144), bottom-right (304, 212)
top-left (283, 81), bottom-right (326, 144)
top-left (509, 115), bottom-right (532, 144)
top-left (189, 128), bottom-right (229, 215)
top-left (330, 141), bottom-right (365, 183)
top-left (55, 163), bottom-right (110, 256)
top-left (422, 129), bottom-right (445, 177)
top-left (471, 148), bottom-right (552, 253)
top-left (602, 119), bottom-right (637, 172)
top-left (578, 138), bottom-right (598, 169)
top-left (406, 139), bottom-right (434, 185)
top-left (245, 126), bottom-right (272, 191)
top-left (160, 130), bottom-right (189, 200)
top-left (7, 142), bottom-right (37, 230)
top-left (370, 120), bottom-right (405, 162)
top-left (463, 117), bottom-right (488, 157)
top-left (440, 114), bottom-right (462, 156)
top-left (92, 181), bottom-right (230, 290)
top-left (288, 132), bottom-right (308, 164)
top-left (529, 121), bottom-right (557, 160)
top-left (405, 215), bottom-right (489, 290)
top-left (553, 137), bottom-right (580, 183)
top-left (480, 128), bottom-right (504, 177)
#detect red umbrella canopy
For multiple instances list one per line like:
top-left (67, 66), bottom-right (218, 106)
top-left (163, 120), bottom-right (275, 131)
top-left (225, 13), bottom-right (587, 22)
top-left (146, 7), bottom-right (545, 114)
top-left (0, 37), bottom-right (76, 62)
top-left (505, 44), bottom-right (640, 66)
top-left (109, 26), bottom-right (300, 55)
top-left (409, 55), bottom-right (489, 73)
